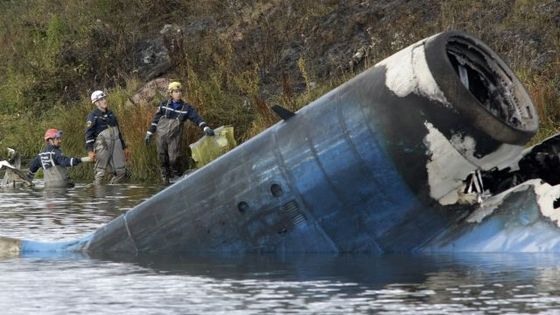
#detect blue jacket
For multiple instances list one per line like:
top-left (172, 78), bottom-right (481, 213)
top-left (85, 108), bottom-right (126, 152)
top-left (146, 99), bottom-right (207, 135)
top-left (29, 144), bottom-right (81, 174)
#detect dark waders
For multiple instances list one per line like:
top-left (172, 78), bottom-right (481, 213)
top-left (155, 118), bottom-right (186, 183)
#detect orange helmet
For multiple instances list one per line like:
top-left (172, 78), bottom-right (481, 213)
top-left (44, 128), bottom-right (63, 142)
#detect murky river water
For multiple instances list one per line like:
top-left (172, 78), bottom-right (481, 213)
top-left (2, 183), bottom-right (560, 314)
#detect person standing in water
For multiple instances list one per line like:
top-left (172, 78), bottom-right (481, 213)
top-left (144, 81), bottom-right (214, 185)
top-left (27, 128), bottom-right (86, 188)
top-left (85, 90), bottom-right (129, 185)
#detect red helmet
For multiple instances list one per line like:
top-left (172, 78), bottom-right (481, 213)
top-left (44, 128), bottom-right (63, 142)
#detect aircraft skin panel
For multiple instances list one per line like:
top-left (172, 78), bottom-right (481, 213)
top-left (422, 181), bottom-right (560, 252)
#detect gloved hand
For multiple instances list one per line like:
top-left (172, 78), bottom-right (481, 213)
top-left (88, 151), bottom-right (96, 162)
top-left (144, 132), bottom-right (152, 145)
top-left (80, 156), bottom-right (93, 163)
top-left (203, 126), bottom-right (215, 136)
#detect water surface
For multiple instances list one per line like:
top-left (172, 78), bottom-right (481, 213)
top-left (1, 183), bottom-right (560, 314)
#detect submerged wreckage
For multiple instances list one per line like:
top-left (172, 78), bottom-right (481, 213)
top-left (3, 31), bottom-right (560, 256)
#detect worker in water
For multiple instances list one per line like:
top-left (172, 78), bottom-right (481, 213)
top-left (27, 129), bottom-right (86, 188)
top-left (144, 81), bottom-right (214, 185)
top-left (86, 90), bottom-right (130, 185)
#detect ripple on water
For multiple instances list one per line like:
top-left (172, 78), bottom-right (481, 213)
top-left (0, 183), bottom-right (161, 241)
top-left (3, 185), bottom-right (560, 313)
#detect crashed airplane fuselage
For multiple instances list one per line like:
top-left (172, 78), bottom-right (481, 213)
top-left (4, 31), bottom-right (552, 256)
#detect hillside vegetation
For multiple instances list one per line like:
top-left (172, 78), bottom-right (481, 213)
top-left (0, 0), bottom-right (558, 181)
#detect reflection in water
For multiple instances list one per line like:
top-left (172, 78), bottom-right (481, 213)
top-left (3, 252), bottom-right (560, 314)
top-left (0, 182), bottom-right (161, 241)
top-left (2, 183), bottom-right (560, 314)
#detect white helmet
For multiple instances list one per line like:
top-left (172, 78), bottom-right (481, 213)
top-left (91, 90), bottom-right (107, 104)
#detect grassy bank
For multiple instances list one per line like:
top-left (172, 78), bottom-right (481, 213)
top-left (0, 60), bottom-right (339, 182)
top-left (0, 0), bottom-right (559, 181)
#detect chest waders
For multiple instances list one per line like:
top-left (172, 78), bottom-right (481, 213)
top-left (156, 117), bottom-right (186, 182)
top-left (44, 165), bottom-right (73, 188)
top-left (94, 126), bottom-right (126, 185)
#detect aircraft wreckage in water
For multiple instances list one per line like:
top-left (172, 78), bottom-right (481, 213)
top-left (4, 31), bottom-right (559, 257)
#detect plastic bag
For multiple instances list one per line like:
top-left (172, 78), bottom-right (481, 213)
top-left (189, 126), bottom-right (237, 168)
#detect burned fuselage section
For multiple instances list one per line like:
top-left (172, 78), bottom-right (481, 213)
top-left (469, 134), bottom-right (560, 196)
top-left (379, 32), bottom-right (537, 207)
top-left (446, 37), bottom-right (532, 131)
